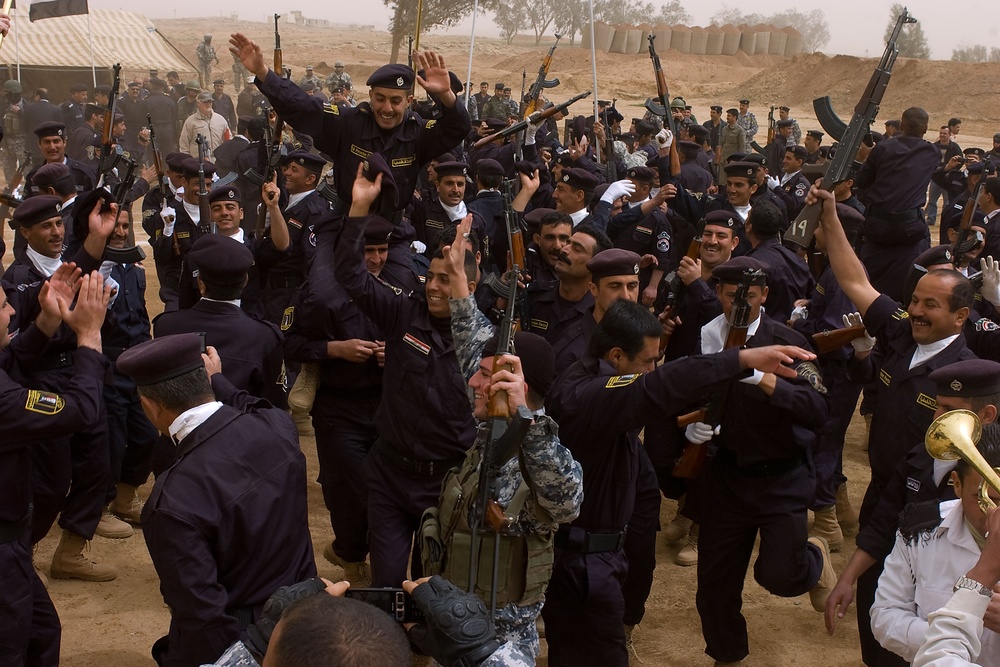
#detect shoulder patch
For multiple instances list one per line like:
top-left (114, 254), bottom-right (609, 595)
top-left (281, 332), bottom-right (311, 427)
top-left (530, 318), bottom-right (548, 332)
top-left (605, 374), bottom-right (641, 388)
top-left (815, 283), bottom-right (825, 295)
top-left (391, 156), bottom-right (415, 168)
top-left (25, 390), bottom-right (65, 415)
top-left (879, 368), bottom-right (892, 386)
top-left (350, 144), bottom-right (372, 160)
top-left (286, 218), bottom-right (303, 229)
top-left (795, 361), bottom-right (827, 394)
top-left (403, 332), bottom-right (431, 355)
top-left (280, 306), bottom-right (294, 331)
top-left (424, 119), bottom-right (437, 129)
top-left (891, 308), bottom-right (909, 320)
top-left (976, 318), bottom-right (1000, 332)
top-left (324, 103), bottom-right (340, 115)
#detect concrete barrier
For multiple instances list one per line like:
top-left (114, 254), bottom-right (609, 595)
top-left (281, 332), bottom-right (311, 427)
top-left (705, 26), bottom-right (724, 56)
top-left (579, 21), bottom-right (803, 57)
top-left (689, 26), bottom-right (708, 55)
top-left (670, 25), bottom-right (692, 53)
top-left (609, 24), bottom-right (628, 54)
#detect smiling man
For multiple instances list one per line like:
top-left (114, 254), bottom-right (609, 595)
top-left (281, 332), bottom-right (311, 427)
top-left (23, 121), bottom-right (96, 200)
top-left (229, 33), bottom-right (469, 223)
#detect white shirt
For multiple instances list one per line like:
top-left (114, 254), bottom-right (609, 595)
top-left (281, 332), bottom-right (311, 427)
top-left (914, 588), bottom-right (993, 666)
top-left (168, 401), bottom-right (223, 444)
top-left (780, 169), bottom-right (802, 186)
top-left (871, 499), bottom-right (1000, 666)
top-left (733, 203), bottom-right (751, 222)
top-left (911, 334), bottom-right (960, 370)
top-left (222, 228), bottom-right (245, 245)
top-left (182, 200), bottom-right (200, 225)
top-left (286, 189), bottom-right (314, 210)
top-left (568, 208), bottom-right (589, 226)
top-left (700, 310), bottom-right (763, 354)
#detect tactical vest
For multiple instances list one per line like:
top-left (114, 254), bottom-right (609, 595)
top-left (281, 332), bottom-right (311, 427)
top-left (419, 446), bottom-right (554, 608)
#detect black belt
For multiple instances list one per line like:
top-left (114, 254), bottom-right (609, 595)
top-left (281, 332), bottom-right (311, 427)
top-left (266, 275), bottom-right (302, 290)
top-left (0, 509), bottom-right (31, 545)
top-left (317, 384), bottom-right (382, 400)
top-left (554, 525), bottom-right (627, 554)
top-left (867, 206), bottom-right (921, 224)
top-left (718, 449), bottom-right (805, 478)
top-left (36, 351), bottom-right (74, 371)
top-left (375, 438), bottom-right (464, 477)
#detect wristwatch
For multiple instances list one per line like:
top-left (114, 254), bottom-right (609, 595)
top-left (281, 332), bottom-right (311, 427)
top-left (954, 575), bottom-right (994, 599)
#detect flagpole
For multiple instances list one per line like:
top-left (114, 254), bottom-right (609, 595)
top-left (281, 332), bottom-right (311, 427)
top-left (13, 2), bottom-right (20, 80)
top-left (87, 8), bottom-right (96, 86)
top-left (587, 0), bottom-right (600, 165)
top-left (463, 0), bottom-right (478, 108)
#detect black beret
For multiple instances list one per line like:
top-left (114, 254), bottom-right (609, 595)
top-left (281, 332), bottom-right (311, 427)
top-left (930, 359), bottom-right (1000, 397)
top-left (710, 105), bottom-right (722, 112)
top-left (776, 119), bottom-right (794, 128)
top-left (703, 210), bottom-right (736, 229)
top-left (553, 151), bottom-right (574, 167)
top-left (149, 77), bottom-right (167, 89)
top-left (33, 162), bottom-right (72, 190)
top-left (69, 83), bottom-right (88, 93)
top-left (965, 147), bottom-right (986, 158)
top-left (914, 244), bottom-right (954, 269)
top-left (180, 157), bottom-right (216, 179)
top-left (835, 203), bottom-right (865, 237)
top-left (482, 331), bottom-right (555, 398)
top-left (476, 158), bottom-right (504, 178)
top-left (188, 234), bottom-right (254, 286)
top-left (778, 105), bottom-right (790, 111)
top-left (301, 82), bottom-right (316, 92)
top-left (884, 119), bottom-right (900, 128)
top-left (635, 120), bottom-right (656, 136)
top-left (33, 121), bottom-right (66, 139)
top-left (212, 78), bottom-right (225, 85)
top-left (363, 215), bottom-right (394, 245)
top-left (626, 166), bottom-right (656, 183)
top-left (786, 145), bottom-right (808, 161)
top-left (689, 125), bottom-right (709, 142)
top-left (360, 152), bottom-right (400, 213)
top-left (513, 160), bottom-right (538, 177)
top-left (727, 152), bottom-right (748, 163)
top-left (712, 256), bottom-right (769, 285)
top-left (83, 103), bottom-right (103, 118)
top-left (484, 117), bottom-right (506, 133)
top-left (806, 130), bottom-right (824, 140)
top-left (494, 82), bottom-right (504, 89)
top-left (366, 64), bottom-right (414, 90)
top-left (94, 84), bottom-right (112, 96)
top-left (435, 161), bottom-right (469, 179)
top-left (678, 140), bottom-right (701, 159)
top-left (587, 248), bottom-right (641, 281)
top-left (739, 99), bottom-right (750, 104)
top-left (165, 152), bottom-right (188, 172)
top-left (743, 153), bottom-right (766, 167)
top-left (282, 149), bottom-right (326, 173)
top-left (117, 333), bottom-right (206, 386)
top-left (559, 168), bottom-right (599, 192)
top-left (523, 207), bottom-right (557, 235)
top-left (572, 115), bottom-right (586, 142)
top-left (723, 161), bottom-right (757, 180)
top-left (13, 194), bottom-right (63, 228)
top-left (208, 186), bottom-right (241, 204)
top-left (968, 161), bottom-right (986, 175)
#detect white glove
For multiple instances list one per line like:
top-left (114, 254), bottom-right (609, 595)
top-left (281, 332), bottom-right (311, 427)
top-left (685, 421), bottom-right (719, 444)
top-left (740, 369), bottom-right (765, 385)
top-left (655, 128), bottom-right (673, 150)
top-left (161, 205), bottom-right (176, 237)
top-left (410, 240), bottom-right (427, 254)
top-left (790, 305), bottom-right (808, 321)
top-left (843, 312), bottom-right (875, 353)
top-left (980, 256), bottom-right (1000, 307)
top-left (524, 118), bottom-right (544, 146)
top-left (601, 179), bottom-right (636, 203)
top-left (767, 175), bottom-right (780, 191)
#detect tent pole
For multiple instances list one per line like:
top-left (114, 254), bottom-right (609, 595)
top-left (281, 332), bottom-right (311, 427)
top-left (463, 0), bottom-right (478, 109)
top-left (87, 10), bottom-right (96, 86)
top-left (588, 0), bottom-right (599, 164)
top-left (13, 2), bottom-right (20, 80)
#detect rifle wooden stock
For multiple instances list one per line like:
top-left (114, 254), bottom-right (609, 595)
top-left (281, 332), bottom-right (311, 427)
top-left (256, 15), bottom-right (287, 239)
top-left (97, 64), bottom-right (122, 181)
top-left (272, 14), bottom-right (283, 75)
top-left (952, 157), bottom-right (994, 266)
top-left (812, 325), bottom-right (866, 355)
top-left (472, 91), bottom-right (590, 149)
top-left (647, 35), bottom-right (681, 176)
top-left (522, 35), bottom-right (561, 119)
top-left (677, 408), bottom-right (707, 429)
top-left (657, 236), bottom-right (702, 356)
top-left (766, 105), bottom-right (775, 145)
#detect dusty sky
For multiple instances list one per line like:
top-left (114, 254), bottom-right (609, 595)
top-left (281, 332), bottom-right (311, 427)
top-left (85, 0), bottom-right (992, 60)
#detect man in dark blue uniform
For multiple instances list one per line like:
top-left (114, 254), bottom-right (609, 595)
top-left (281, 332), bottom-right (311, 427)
top-left (807, 185), bottom-right (977, 667)
top-left (523, 209), bottom-right (571, 293)
top-left (743, 199), bottom-right (813, 323)
top-left (334, 166), bottom-right (477, 587)
top-left (607, 166), bottom-right (673, 305)
top-left (409, 160), bottom-right (490, 267)
top-left (774, 144), bottom-right (812, 220)
top-left (23, 121), bottom-right (95, 198)
top-left (116, 334), bottom-right (315, 667)
top-left (229, 33), bottom-right (470, 220)
top-left (855, 107), bottom-right (940, 302)
top-left (543, 298), bottom-right (822, 667)
top-left (60, 83), bottom-right (87, 132)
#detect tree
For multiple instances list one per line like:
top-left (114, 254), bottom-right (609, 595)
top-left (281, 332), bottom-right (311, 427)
top-left (495, 1), bottom-right (528, 44)
top-left (709, 6), bottom-right (829, 52)
top-left (383, 0), bottom-right (496, 64)
top-left (884, 4), bottom-right (929, 59)
top-left (952, 44), bottom-right (988, 62)
top-left (552, 0), bottom-right (587, 46)
top-left (524, 2), bottom-right (560, 45)
top-left (656, 1), bottom-right (691, 25)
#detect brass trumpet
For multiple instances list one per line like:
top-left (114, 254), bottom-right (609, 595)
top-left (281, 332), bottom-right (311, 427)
top-left (925, 409), bottom-right (1000, 514)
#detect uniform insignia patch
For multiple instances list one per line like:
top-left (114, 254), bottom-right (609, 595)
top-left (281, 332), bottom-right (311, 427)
top-left (287, 218), bottom-right (302, 229)
top-left (403, 333), bottom-right (431, 355)
top-left (324, 103), bottom-right (340, 115)
top-left (916, 393), bottom-right (937, 410)
top-left (879, 368), bottom-right (892, 386)
top-left (350, 144), bottom-right (372, 159)
top-left (906, 477), bottom-right (921, 493)
top-left (815, 284), bottom-right (825, 295)
top-left (142, 209), bottom-right (154, 220)
top-left (309, 231), bottom-right (316, 247)
top-left (25, 390), bottom-right (64, 415)
top-left (177, 232), bottom-right (190, 239)
top-left (656, 239), bottom-right (670, 253)
top-left (606, 374), bottom-right (641, 388)
top-left (426, 219), bottom-right (444, 229)
top-left (951, 379), bottom-right (963, 391)
top-left (976, 318), bottom-right (999, 332)
top-left (530, 318), bottom-right (548, 331)
top-left (795, 184), bottom-right (806, 196)
top-left (795, 361), bottom-right (827, 394)
top-left (392, 156), bottom-right (416, 167)
top-left (636, 226), bottom-right (652, 235)
top-left (891, 308), bottom-right (909, 320)
top-left (424, 120), bottom-right (436, 129)
top-left (280, 306), bottom-right (294, 331)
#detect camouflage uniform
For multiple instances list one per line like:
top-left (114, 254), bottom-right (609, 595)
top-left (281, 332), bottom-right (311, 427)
top-left (208, 639), bottom-right (534, 667)
top-left (196, 37), bottom-right (219, 88)
top-left (1, 98), bottom-right (26, 183)
top-left (232, 58), bottom-right (247, 93)
top-left (448, 295), bottom-right (584, 658)
top-left (325, 71), bottom-right (352, 93)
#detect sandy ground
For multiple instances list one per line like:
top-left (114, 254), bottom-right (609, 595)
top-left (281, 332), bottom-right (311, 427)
top-left (7, 14), bottom-right (979, 665)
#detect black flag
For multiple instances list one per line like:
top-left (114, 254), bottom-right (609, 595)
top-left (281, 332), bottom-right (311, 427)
top-left (29, 0), bottom-right (89, 22)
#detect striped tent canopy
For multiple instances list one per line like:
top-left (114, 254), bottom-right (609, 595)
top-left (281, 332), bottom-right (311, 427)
top-left (4, 8), bottom-right (196, 73)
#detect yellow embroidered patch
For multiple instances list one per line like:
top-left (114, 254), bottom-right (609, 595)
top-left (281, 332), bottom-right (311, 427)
top-left (879, 368), bottom-right (891, 386)
top-left (916, 393), bottom-right (937, 410)
top-left (391, 156), bottom-right (415, 168)
top-left (424, 120), bottom-right (437, 129)
top-left (280, 307), bottom-right (294, 331)
top-left (350, 144), bottom-right (372, 159)
top-left (25, 390), bottom-right (64, 415)
top-left (605, 374), bottom-right (641, 388)
top-left (530, 319), bottom-right (548, 331)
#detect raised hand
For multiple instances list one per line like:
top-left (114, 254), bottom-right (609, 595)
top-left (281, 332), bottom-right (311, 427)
top-left (414, 51), bottom-right (455, 105)
top-left (737, 344), bottom-right (816, 380)
top-left (61, 271), bottom-right (111, 351)
top-left (36, 263), bottom-right (83, 337)
top-left (228, 33), bottom-right (268, 80)
top-left (350, 162), bottom-right (383, 215)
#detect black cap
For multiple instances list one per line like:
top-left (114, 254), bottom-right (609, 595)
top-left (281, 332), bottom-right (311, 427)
top-left (482, 331), bottom-right (554, 398)
top-left (677, 140), bottom-right (701, 159)
top-left (363, 215), bottom-right (394, 245)
top-left (572, 115), bottom-right (587, 142)
top-left (635, 120), bottom-right (656, 136)
top-left (626, 166), bottom-right (655, 183)
top-left (884, 119), bottom-right (901, 129)
top-left (778, 105), bottom-right (790, 111)
top-left (149, 77), bottom-right (167, 89)
top-left (513, 160), bottom-right (538, 177)
top-left (69, 83), bottom-right (88, 93)
top-left (126, 81), bottom-right (141, 89)
top-left (786, 145), bottom-right (808, 161)
top-left (282, 149), bottom-right (326, 174)
top-left (12, 195), bottom-right (62, 228)
top-left (723, 161), bottom-right (757, 180)
top-left (33, 121), bottom-right (66, 139)
top-left (33, 162), bottom-right (72, 190)
top-left (743, 153), bottom-right (766, 168)
top-left (366, 64), bottom-right (414, 90)
top-left (776, 119), bottom-right (794, 128)
top-left (703, 210), bottom-right (736, 229)
top-left (587, 248), bottom-right (641, 280)
top-left (965, 147), bottom-right (986, 158)
top-left (180, 157), bottom-right (216, 179)
top-left (476, 158), bottom-right (504, 178)
top-left (914, 244), bottom-right (954, 269)
top-left (117, 333), bottom-right (206, 386)
top-left (83, 102), bottom-right (103, 119)
top-left (484, 117), bottom-right (506, 132)
top-left (212, 78), bottom-right (225, 85)
top-left (494, 82), bottom-right (504, 89)
top-left (806, 130), bottom-right (824, 140)
top-left (165, 152), bottom-right (188, 172)
top-left (739, 98), bottom-right (750, 104)
top-left (187, 234), bottom-right (254, 286)
top-left (712, 256), bottom-right (769, 285)
top-left (559, 168), bottom-right (599, 192)
top-left (94, 84), bottom-right (112, 96)
top-left (930, 360), bottom-right (1000, 397)
top-left (361, 152), bottom-right (400, 212)
top-left (710, 105), bottom-right (722, 112)
top-left (435, 161), bottom-right (469, 179)
top-left (208, 186), bottom-right (241, 204)
top-left (523, 207), bottom-right (557, 235)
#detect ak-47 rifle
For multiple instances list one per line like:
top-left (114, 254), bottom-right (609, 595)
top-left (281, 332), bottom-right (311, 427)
top-left (97, 63), bottom-right (123, 184)
top-left (251, 14), bottom-right (287, 238)
top-left (750, 105), bottom-right (775, 155)
top-left (147, 113), bottom-right (181, 256)
top-left (501, 178), bottom-right (529, 331)
top-left (812, 325), bottom-right (867, 355)
top-left (951, 158), bottom-right (995, 268)
top-left (467, 265), bottom-right (532, 624)
top-left (657, 233), bottom-right (703, 357)
top-left (646, 35), bottom-right (681, 177)
top-left (674, 268), bottom-right (761, 478)
top-left (1, 150), bottom-right (30, 228)
top-left (473, 91), bottom-right (590, 149)
top-left (195, 134), bottom-right (213, 234)
top-left (784, 8), bottom-right (917, 247)
top-left (601, 98), bottom-right (619, 182)
top-left (522, 35), bottom-right (561, 119)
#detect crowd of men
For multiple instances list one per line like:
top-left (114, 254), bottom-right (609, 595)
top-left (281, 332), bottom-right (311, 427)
top-left (4, 11), bottom-right (1000, 667)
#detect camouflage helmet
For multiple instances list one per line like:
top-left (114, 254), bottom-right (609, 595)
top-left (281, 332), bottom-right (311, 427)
top-left (203, 34), bottom-right (212, 41)
top-left (3, 79), bottom-right (22, 94)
